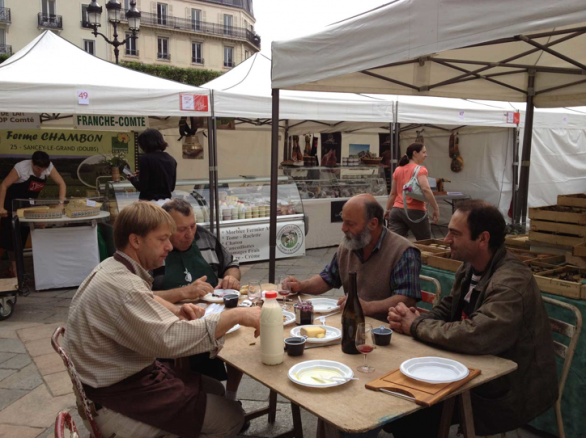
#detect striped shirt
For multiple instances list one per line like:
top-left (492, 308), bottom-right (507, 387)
top-left (320, 228), bottom-right (422, 300)
top-left (64, 251), bottom-right (223, 388)
top-left (461, 271), bottom-right (483, 320)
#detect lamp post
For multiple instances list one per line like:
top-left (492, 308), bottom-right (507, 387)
top-left (87, 0), bottom-right (141, 64)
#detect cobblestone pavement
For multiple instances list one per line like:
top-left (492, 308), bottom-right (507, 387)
top-left (0, 247), bottom-right (547, 438)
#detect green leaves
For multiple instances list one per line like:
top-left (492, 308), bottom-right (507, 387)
top-left (120, 61), bottom-right (221, 86)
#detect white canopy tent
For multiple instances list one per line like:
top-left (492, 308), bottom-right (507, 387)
top-left (0, 31), bottom-right (211, 117)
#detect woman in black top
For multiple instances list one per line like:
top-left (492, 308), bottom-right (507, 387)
top-left (129, 129), bottom-right (177, 201)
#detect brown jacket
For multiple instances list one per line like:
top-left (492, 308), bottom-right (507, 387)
top-left (411, 245), bottom-right (558, 435)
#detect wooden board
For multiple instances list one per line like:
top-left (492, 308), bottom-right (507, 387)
top-left (530, 220), bottom-right (586, 237)
top-left (523, 261), bottom-right (559, 274)
top-left (0, 278), bottom-right (18, 293)
top-left (557, 193), bottom-right (586, 208)
top-left (565, 252), bottom-right (586, 269)
top-left (529, 231), bottom-right (586, 247)
top-left (504, 234), bottom-right (530, 249)
top-left (414, 244), bottom-right (450, 264)
top-left (529, 206), bottom-right (586, 225)
top-left (366, 368), bottom-right (481, 407)
top-left (574, 243), bottom-right (586, 258)
top-left (426, 254), bottom-right (464, 273)
top-left (415, 239), bottom-right (450, 251)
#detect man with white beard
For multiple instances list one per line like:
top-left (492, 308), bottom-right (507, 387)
top-left (286, 194), bottom-right (421, 321)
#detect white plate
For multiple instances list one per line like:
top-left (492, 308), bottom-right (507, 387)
top-left (201, 290), bottom-right (240, 303)
top-left (288, 360), bottom-right (353, 388)
top-left (305, 298), bottom-right (340, 313)
top-left (400, 357), bottom-right (469, 384)
top-left (283, 311), bottom-right (295, 326)
top-left (290, 325), bottom-right (341, 343)
top-left (226, 324), bottom-right (240, 334)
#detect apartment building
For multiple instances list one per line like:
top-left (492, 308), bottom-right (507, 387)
top-left (0, 0), bottom-right (260, 71)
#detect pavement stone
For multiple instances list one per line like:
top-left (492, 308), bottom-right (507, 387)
top-left (17, 322), bottom-right (64, 344)
top-left (44, 371), bottom-right (73, 397)
top-left (0, 364), bottom-right (43, 391)
top-left (32, 353), bottom-right (65, 377)
top-left (0, 354), bottom-right (16, 366)
top-left (0, 354), bottom-right (32, 370)
top-left (237, 375), bottom-right (270, 402)
top-left (0, 388), bottom-right (28, 411)
top-left (0, 424), bottom-right (45, 438)
top-left (0, 369), bottom-right (16, 382)
top-left (56, 289), bottom-right (77, 299)
top-left (0, 322), bottom-right (42, 340)
top-left (0, 339), bottom-right (26, 355)
top-left (22, 338), bottom-right (55, 358)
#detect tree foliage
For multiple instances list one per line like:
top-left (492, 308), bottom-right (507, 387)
top-left (120, 61), bottom-right (221, 87)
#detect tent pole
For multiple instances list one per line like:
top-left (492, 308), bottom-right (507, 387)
top-left (394, 101), bottom-right (400, 168)
top-left (519, 70), bottom-right (536, 228)
top-left (207, 114), bottom-right (215, 235)
top-left (389, 122), bottom-right (394, 175)
top-left (511, 126), bottom-right (520, 227)
top-left (269, 89), bottom-right (280, 284)
top-left (211, 90), bottom-right (221, 240)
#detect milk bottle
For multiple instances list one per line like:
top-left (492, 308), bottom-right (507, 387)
top-left (260, 291), bottom-right (284, 365)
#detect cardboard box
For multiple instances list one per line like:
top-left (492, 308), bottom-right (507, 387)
top-left (529, 231), bottom-right (586, 247)
top-left (557, 193), bottom-right (586, 208)
top-left (534, 266), bottom-right (586, 300)
top-left (528, 206), bottom-right (586, 225)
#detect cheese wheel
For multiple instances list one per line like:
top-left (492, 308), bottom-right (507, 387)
top-left (300, 326), bottom-right (326, 338)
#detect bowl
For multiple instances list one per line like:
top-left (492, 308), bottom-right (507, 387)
top-left (372, 326), bottom-right (393, 346)
top-left (284, 337), bottom-right (306, 356)
top-left (223, 294), bottom-right (239, 309)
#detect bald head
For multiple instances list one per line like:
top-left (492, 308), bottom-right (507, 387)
top-left (343, 194), bottom-right (384, 227)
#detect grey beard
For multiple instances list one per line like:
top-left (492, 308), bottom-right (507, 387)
top-left (342, 227), bottom-right (372, 250)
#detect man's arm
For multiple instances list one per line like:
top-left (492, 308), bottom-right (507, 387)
top-left (362, 295), bottom-right (416, 317)
top-left (287, 252), bottom-right (339, 295)
top-left (153, 276), bottom-right (214, 303)
top-left (217, 267), bottom-right (241, 290)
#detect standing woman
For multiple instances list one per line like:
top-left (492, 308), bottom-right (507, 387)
top-left (385, 143), bottom-right (439, 240)
top-left (0, 151), bottom-right (67, 277)
top-left (128, 129), bottom-right (177, 202)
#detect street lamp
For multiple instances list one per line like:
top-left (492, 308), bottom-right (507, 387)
top-left (87, 0), bottom-right (141, 64)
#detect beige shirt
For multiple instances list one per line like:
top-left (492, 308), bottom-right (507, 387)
top-left (64, 251), bottom-right (223, 388)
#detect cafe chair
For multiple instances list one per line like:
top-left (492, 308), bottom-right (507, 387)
top-left (52, 327), bottom-right (109, 438)
top-left (55, 411), bottom-right (80, 438)
top-left (418, 275), bottom-right (442, 313)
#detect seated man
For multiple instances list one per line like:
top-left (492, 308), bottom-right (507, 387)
top-left (65, 202), bottom-right (260, 438)
top-left (387, 200), bottom-right (558, 437)
top-left (287, 194), bottom-right (421, 321)
top-left (153, 198), bottom-right (243, 401)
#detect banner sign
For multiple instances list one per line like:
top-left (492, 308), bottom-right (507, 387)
top-left (74, 114), bottom-right (149, 131)
top-left (221, 220), bottom-right (306, 262)
top-left (180, 94), bottom-right (209, 112)
top-left (505, 112), bottom-right (521, 124)
top-left (0, 113), bottom-right (41, 130)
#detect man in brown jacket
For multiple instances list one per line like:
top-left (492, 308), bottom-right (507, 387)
top-left (387, 200), bottom-right (558, 437)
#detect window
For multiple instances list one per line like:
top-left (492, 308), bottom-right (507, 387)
top-left (223, 14), bottom-right (233, 35)
top-left (126, 33), bottom-right (137, 56)
top-left (191, 9), bottom-right (201, 31)
top-left (157, 3), bottom-right (167, 26)
top-left (83, 39), bottom-right (95, 55)
top-left (158, 37), bottom-right (169, 60)
top-left (192, 42), bottom-right (202, 64)
top-left (81, 4), bottom-right (91, 28)
top-left (0, 29), bottom-right (6, 51)
top-left (245, 50), bottom-right (249, 60)
top-left (224, 46), bottom-right (233, 68)
top-left (124, 0), bottom-right (130, 9)
top-left (42, 0), bottom-right (56, 17)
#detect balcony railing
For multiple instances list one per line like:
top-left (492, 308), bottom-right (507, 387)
top-left (125, 49), bottom-right (139, 56)
top-left (192, 57), bottom-right (204, 64)
top-left (129, 12), bottom-right (260, 49)
top-left (158, 52), bottom-right (171, 60)
top-left (38, 13), bottom-right (63, 30)
top-left (224, 60), bottom-right (234, 68)
top-left (0, 7), bottom-right (11, 23)
top-left (197, 0), bottom-right (253, 17)
top-left (0, 45), bottom-right (12, 56)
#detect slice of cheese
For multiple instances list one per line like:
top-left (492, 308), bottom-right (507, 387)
top-left (300, 326), bottom-right (326, 338)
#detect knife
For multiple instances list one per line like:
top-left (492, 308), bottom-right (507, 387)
top-left (304, 340), bottom-right (341, 349)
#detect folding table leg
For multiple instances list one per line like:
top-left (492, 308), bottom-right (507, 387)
top-left (268, 389), bottom-right (278, 423)
top-left (457, 391), bottom-right (476, 438)
top-left (437, 397), bottom-right (456, 438)
top-left (291, 402), bottom-right (304, 438)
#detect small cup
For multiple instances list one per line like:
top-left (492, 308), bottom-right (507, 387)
top-left (223, 294), bottom-right (239, 309)
top-left (284, 337), bottom-right (306, 356)
top-left (372, 326), bottom-right (393, 346)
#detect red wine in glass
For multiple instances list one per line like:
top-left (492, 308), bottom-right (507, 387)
top-left (357, 345), bottom-right (374, 354)
top-left (355, 323), bottom-right (375, 373)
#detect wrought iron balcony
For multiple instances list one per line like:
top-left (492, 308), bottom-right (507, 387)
top-left (125, 49), bottom-right (139, 56)
top-left (192, 57), bottom-right (204, 64)
top-left (224, 60), bottom-right (235, 68)
top-left (38, 13), bottom-right (63, 30)
top-left (0, 45), bottom-right (12, 56)
top-left (197, 0), bottom-right (254, 18)
top-left (0, 7), bottom-right (11, 23)
top-left (130, 12), bottom-right (260, 49)
top-left (158, 52), bottom-right (171, 61)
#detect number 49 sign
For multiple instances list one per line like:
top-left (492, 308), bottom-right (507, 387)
top-left (77, 90), bottom-right (90, 105)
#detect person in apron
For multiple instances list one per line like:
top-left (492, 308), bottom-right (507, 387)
top-left (0, 152), bottom-right (66, 277)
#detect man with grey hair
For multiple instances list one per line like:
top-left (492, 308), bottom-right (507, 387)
top-left (286, 194), bottom-right (421, 321)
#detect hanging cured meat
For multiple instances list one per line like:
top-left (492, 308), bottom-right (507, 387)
top-left (450, 131), bottom-right (464, 172)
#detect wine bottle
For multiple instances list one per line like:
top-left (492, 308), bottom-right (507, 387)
top-left (341, 272), bottom-right (365, 354)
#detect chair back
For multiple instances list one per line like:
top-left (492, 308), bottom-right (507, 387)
top-left (55, 411), bottom-right (80, 438)
top-left (51, 327), bottom-right (103, 438)
top-left (541, 296), bottom-right (583, 438)
top-left (418, 275), bottom-right (442, 314)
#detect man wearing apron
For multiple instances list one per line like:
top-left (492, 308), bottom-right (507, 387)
top-left (152, 199), bottom-right (245, 404)
top-left (0, 152), bottom-right (66, 277)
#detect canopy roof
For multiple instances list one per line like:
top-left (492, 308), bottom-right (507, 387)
top-left (0, 31), bottom-right (210, 116)
top-left (271, 0), bottom-right (586, 108)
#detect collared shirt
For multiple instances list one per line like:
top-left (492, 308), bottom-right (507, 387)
top-left (64, 251), bottom-right (224, 389)
top-left (320, 228), bottom-right (421, 300)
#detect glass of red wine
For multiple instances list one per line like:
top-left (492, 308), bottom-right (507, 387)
top-left (278, 275), bottom-right (292, 310)
top-left (355, 323), bottom-right (375, 373)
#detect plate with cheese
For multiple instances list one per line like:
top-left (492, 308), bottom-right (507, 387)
top-left (290, 325), bottom-right (341, 343)
top-left (288, 360), bottom-right (353, 388)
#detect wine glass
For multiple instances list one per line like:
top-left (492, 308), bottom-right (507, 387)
top-left (248, 281), bottom-right (261, 306)
top-left (278, 275), bottom-right (292, 310)
top-left (355, 323), bottom-right (375, 373)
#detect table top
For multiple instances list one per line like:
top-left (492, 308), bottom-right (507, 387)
top-left (218, 309), bottom-right (517, 433)
top-left (19, 211), bottom-right (110, 224)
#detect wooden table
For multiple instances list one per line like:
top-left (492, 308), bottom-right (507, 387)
top-left (218, 311), bottom-right (517, 436)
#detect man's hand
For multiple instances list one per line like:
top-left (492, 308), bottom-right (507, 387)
top-left (384, 210), bottom-right (390, 221)
top-left (337, 296), bottom-right (370, 314)
top-left (216, 275), bottom-right (240, 291)
top-left (181, 276), bottom-right (214, 300)
top-left (284, 276), bottom-right (303, 294)
top-left (387, 302), bottom-right (420, 336)
top-left (0, 207), bottom-right (7, 218)
top-left (177, 303), bottom-right (205, 321)
top-left (238, 306), bottom-right (261, 337)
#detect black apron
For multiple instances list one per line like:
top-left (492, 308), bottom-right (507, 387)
top-left (0, 174), bottom-right (46, 251)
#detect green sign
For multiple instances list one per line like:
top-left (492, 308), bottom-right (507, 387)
top-left (74, 114), bottom-right (149, 131)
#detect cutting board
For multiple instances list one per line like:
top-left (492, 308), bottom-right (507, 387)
top-left (366, 367), bottom-right (481, 407)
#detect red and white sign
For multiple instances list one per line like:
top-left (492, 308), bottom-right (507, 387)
top-left (506, 112), bottom-right (521, 124)
top-left (180, 94), bottom-right (209, 112)
top-left (77, 90), bottom-right (90, 105)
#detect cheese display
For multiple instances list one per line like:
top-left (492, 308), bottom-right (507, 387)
top-left (300, 326), bottom-right (326, 338)
top-left (65, 199), bottom-right (102, 218)
top-left (19, 205), bottom-right (63, 219)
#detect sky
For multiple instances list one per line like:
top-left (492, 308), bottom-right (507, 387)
top-left (253, 0), bottom-right (392, 57)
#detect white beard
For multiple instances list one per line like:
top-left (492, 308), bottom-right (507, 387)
top-left (342, 227), bottom-right (372, 250)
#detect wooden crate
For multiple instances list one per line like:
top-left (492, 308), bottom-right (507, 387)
top-left (529, 231), bottom-right (586, 247)
top-left (505, 234), bottom-right (530, 249)
top-left (565, 252), bottom-right (586, 269)
top-left (574, 243), bottom-right (586, 258)
top-left (414, 244), bottom-right (450, 264)
top-left (528, 205), bottom-right (586, 225)
top-left (524, 260), bottom-right (560, 274)
top-left (534, 266), bottom-right (586, 300)
top-left (509, 248), bottom-right (559, 262)
top-left (557, 193), bottom-right (586, 208)
top-left (530, 220), bottom-right (586, 237)
top-left (415, 239), bottom-right (450, 251)
top-left (539, 254), bottom-right (567, 265)
top-left (426, 253), bottom-right (464, 273)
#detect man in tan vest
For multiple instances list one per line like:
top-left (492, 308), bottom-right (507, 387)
top-left (287, 194), bottom-right (421, 321)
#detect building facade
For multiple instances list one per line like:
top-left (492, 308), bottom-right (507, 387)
top-left (0, 0), bottom-right (259, 71)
